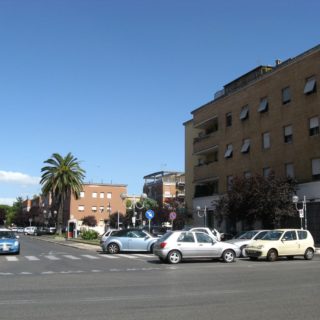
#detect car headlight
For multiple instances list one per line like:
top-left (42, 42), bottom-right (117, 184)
top-left (14, 241), bottom-right (19, 247)
top-left (257, 245), bottom-right (264, 249)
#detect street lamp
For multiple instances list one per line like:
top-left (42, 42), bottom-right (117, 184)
top-left (120, 193), bottom-right (147, 228)
top-left (292, 195), bottom-right (307, 230)
top-left (196, 205), bottom-right (207, 227)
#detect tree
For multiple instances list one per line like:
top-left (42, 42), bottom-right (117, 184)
top-left (215, 173), bottom-right (297, 231)
top-left (40, 152), bottom-right (86, 235)
top-left (82, 215), bottom-right (97, 227)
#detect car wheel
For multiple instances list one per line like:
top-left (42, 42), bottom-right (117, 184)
top-left (304, 248), bottom-right (314, 260)
top-left (149, 244), bottom-right (155, 253)
top-left (267, 249), bottom-right (278, 262)
top-left (222, 249), bottom-right (235, 263)
top-left (107, 243), bottom-right (120, 254)
top-left (240, 245), bottom-right (247, 257)
top-left (167, 250), bottom-right (182, 264)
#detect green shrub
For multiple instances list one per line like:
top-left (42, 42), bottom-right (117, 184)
top-left (81, 229), bottom-right (99, 240)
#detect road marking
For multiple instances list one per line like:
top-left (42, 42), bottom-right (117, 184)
top-left (118, 254), bottom-right (138, 259)
top-left (19, 272), bottom-right (33, 275)
top-left (81, 254), bottom-right (100, 260)
top-left (6, 256), bottom-right (18, 261)
top-left (100, 254), bottom-right (119, 259)
top-left (0, 272), bottom-right (13, 275)
top-left (25, 256), bottom-right (40, 261)
top-left (133, 254), bottom-right (153, 258)
top-left (41, 271), bottom-right (55, 274)
top-left (44, 255), bottom-right (60, 260)
top-left (63, 255), bottom-right (81, 260)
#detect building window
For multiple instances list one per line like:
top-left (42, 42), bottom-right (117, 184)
top-left (285, 163), bottom-right (294, 178)
top-left (224, 144), bottom-right (233, 158)
top-left (258, 97), bottom-right (268, 113)
top-left (312, 159), bottom-right (320, 180)
top-left (92, 206), bottom-right (97, 212)
top-left (241, 138), bottom-right (250, 153)
top-left (304, 76), bottom-right (316, 95)
top-left (284, 125), bottom-right (293, 143)
top-left (226, 112), bottom-right (232, 127)
top-left (240, 105), bottom-right (249, 120)
top-left (80, 191), bottom-right (85, 198)
top-left (282, 87), bottom-right (291, 104)
top-left (99, 206), bottom-right (104, 213)
top-left (227, 176), bottom-right (233, 191)
top-left (309, 116), bottom-right (319, 136)
top-left (263, 167), bottom-right (271, 177)
top-left (92, 192), bottom-right (97, 198)
top-left (107, 192), bottom-right (112, 199)
top-left (262, 132), bottom-right (270, 149)
top-left (78, 205), bottom-right (84, 212)
top-left (100, 192), bottom-right (104, 199)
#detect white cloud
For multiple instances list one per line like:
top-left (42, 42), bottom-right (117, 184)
top-left (0, 171), bottom-right (40, 185)
top-left (0, 198), bottom-right (16, 206)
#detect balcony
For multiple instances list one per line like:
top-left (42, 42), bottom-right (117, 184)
top-left (194, 162), bottom-right (218, 182)
top-left (193, 134), bottom-right (219, 155)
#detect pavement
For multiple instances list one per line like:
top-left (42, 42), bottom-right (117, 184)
top-left (33, 235), bottom-right (320, 254)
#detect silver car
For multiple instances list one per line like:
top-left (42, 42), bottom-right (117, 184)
top-left (153, 231), bottom-right (241, 264)
top-left (101, 229), bottom-right (158, 254)
top-left (226, 230), bottom-right (270, 257)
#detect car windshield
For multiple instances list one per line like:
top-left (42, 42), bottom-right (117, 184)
top-left (0, 231), bottom-right (16, 239)
top-left (237, 231), bottom-right (258, 239)
top-left (261, 230), bottom-right (284, 240)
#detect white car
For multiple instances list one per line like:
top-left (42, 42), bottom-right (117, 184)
top-left (24, 226), bottom-right (38, 236)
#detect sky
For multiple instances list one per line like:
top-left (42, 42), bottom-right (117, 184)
top-left (0, 0), bottom-right (319, 206)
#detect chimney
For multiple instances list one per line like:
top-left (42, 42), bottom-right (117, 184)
top-left (275, 59), bottom-right (281, 66)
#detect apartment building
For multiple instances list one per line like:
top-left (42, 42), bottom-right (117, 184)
top-left (69, 183), bottom-right (127, 231)
top-left (185, 44), bottom-right (320, 241)
top-left (143, 171), bottom-right (185, 211)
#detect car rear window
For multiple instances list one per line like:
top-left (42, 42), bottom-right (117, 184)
top-left (297, 230), bottom-right (308, 240)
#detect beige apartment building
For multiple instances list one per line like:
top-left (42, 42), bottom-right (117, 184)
top-left (185, 44), bottom-right (320, 242)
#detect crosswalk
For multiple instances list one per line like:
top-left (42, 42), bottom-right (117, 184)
top-left (0, 253), bottom-right (155, 262)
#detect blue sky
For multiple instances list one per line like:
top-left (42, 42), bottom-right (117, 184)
top-left (0, 0), bottom-right (319, 205)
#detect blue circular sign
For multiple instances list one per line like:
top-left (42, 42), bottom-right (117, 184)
top-left (145, 210), bottom-right (155, 220)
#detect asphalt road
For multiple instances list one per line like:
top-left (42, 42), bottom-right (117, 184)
top-left (1, 236), bottom-right (320, 320)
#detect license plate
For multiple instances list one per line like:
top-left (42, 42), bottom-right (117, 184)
top-left (2, 245), bottom-right (9, 252)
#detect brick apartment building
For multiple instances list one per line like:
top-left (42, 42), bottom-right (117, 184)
top-left (184, 44), bottom-right (320, 242)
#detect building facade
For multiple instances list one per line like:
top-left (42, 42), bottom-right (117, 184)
top-left (185, 44), bottom-right (320, 242)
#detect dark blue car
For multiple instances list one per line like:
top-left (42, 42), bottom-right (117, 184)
top-left (0, 228), bottom-right (20, 254)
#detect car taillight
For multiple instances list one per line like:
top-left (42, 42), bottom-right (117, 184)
top-left (160, 242), bottom-right (167, 249)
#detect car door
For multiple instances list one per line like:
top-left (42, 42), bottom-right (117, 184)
top-left (278, 231), bottom-right (299, 256)
top-left (127, 230), bottom-right (150, 251)
top-left (176, 232), bottom-right (197, 257)
top-left (194, 232), bottom-right (217, 257)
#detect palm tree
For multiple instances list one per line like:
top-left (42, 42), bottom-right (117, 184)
top-left (40, 152), bottom-right (86, 235)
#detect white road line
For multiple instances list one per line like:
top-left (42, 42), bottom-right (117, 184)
top-left (133, 254), bottom-right (153, 258)
top-left (81, 254), bottom-right (100, 260)
top-left (44, 255), bottom-right (60, 260)
top-left (25, 256), bottom-right (40, 261)
top-left (6, 256), bottom-right (18, 261)
top-left (63, 255), bottom-right (81, 260)
top-left (118, 254), bottom-right (138, 259)
top-left (19, 272), bottom-right (33, 275)
top-left (100, 254), bottom-right (119, 259)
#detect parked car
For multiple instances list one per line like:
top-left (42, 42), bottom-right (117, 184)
top-left (245, 229), bottom-right (315, 261)
top-left (226, 230), bottom-right (270, 257)
top-left (100, 229), bottom-right (120, 245)
top-left (153, 230), bottom-right (241, 264)
top-left (101, 229), bottom-right (158, 254)
top-left (184, 227), bottom-right (221, 241)
top-left (0, 228), bottom-right (20, 254)
top-left (24, 226), bottom-right (39, 236)
top-left (142, 226), bottom-right (171, 238)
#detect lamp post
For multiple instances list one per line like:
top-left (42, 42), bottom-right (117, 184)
top-left (292, 195), bottom-right (307, 230)
top-left (120, 193), bottom-right (147, 228)
top-left (196, 205), bottom-right (207, 227)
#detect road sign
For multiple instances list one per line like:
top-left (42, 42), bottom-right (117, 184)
top-left (169, 211), bottom-right (177, 220)
top-left (145, 210), bottom-right (155, 220)
top-left (299, 209), bottom-right (304, 218)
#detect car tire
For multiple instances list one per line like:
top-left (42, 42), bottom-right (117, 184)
top-left (222, 249), bottom-right (235, 263)
top-left (149, 244), bottom-right (155, 253)
top-left (267, 249), bottom-right (278, 262)
top-left (107, 243), bottom-right (120, 254)
top-left (304, 248), bottom-right (314, 260)
top-left (167, 250), bottom-right (182, 264)
top-left (240, 245), bottom-right (247, 257)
